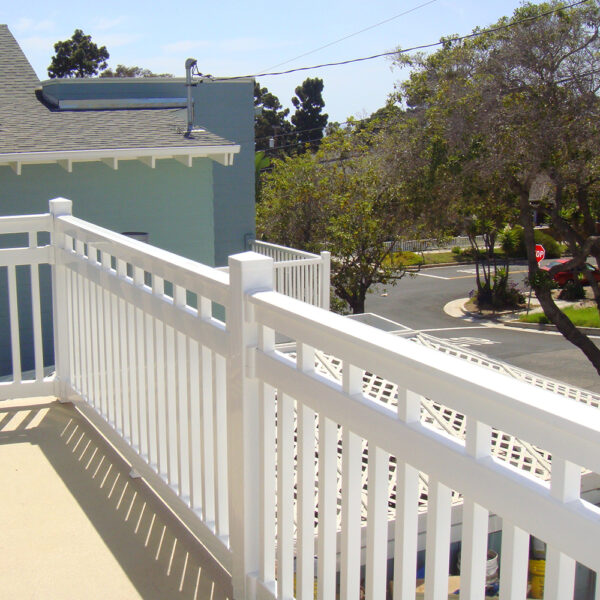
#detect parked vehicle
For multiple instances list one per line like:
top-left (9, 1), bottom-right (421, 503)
top-left (540, 258), bottom-right (600, 286)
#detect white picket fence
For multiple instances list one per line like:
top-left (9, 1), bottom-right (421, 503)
top-left (251, 240), bottom-right (330, 310)
top-left (385, 235), bottom-right (485, 253)
top-left (2, 199), bottom-right (600, 600)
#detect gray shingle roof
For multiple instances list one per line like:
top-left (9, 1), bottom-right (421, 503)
top-left (0, 25), bottom-right (237, 157)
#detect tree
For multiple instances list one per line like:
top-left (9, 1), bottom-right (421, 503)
top-left (258, 121), bottom-right (418, 313)
top-left (291, 77), bottom-right (329, 152)
top-left (48, 29), bottom-right (109, 78)
top-left (100, 65), bottom-right (172, 77)
top-left (254, 82), bottom-right (292, 153)
top-left (396, 1), bottom-right (600, 372)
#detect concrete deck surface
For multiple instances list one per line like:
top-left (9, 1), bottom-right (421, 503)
top-left (0, 397), bottom-right (232, 600)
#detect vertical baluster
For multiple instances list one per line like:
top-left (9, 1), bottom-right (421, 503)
top-left (462, 420), bottom-right (492, 600)
top-left (83, 267), bottom-right (95, 404)
top-left (393, 389), bottom-right (421, 600)
top-left (87, 245), bottom-right (100, 409)
top-left (188, 338), bottom-right (201, 510)
top-left (75, 257), bottom-right (88, 397)
top-left (499, 522), bottom-right (529, 600)
top-left (95, 255), bottom-right (108, 419)
top-left (545, 458), bottom-right (580, 600)
top-left (153, 275), bottom-right (167, 477)
top-left (259, 374), bottom-right (277, 584)
top-left (424, 477), bottom-right (452, 600)
top-left (297, 342), bottom-right (316, 600)
top-left (126, 298), bottom-right (138, 447)
top-left (30, 261), bottom-right (44, 382)
top-left (101, 252), bottom-right (113, 424)
top-left (366, 445), bottom-right (389, 600)
top-left (110, 286), bottom-right (122, 433)
top-left (173, 285), bottom-right (188, 498)
top-left (318, 415), bottom-right (337, 600)
top-left (7, 264), bottom-right (21, 383)
top-left (165, 323), bottom-right (178, 489)
top-left (201, 344), bottom-right (215, 526)
top-left (341, 364), bottom-right (363, 600)
top-left (134, 267), bottom-right (147, 459)
top-left (65, 265), bottom-right (77, 391)
top-left (214, 352), bottom-right (229, 538)
top-left (277, 392), bottom-right (295, 599)
top-left (259, 324), bottom-right (276, 587)
top-left (145, 311), bottom-right (156, 466)
top-left (116, 259), bottom-right (129, 439)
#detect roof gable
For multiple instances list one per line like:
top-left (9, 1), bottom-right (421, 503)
top-left (0, 25), bottom-right (239, 172)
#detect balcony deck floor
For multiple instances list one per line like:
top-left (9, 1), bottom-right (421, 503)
top-left (0, 397), bottom-right (232, 600)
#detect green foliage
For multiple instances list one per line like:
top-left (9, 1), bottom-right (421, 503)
top-left (258, 123), bottom-right (413, 313)
top-left (254, 83), bottom-right (292, 153)
top-left (451, 246), bottom-right (462, 256)
top-left (100, 65), bottom-right (172, 77)
top-left (291, 78), bottom-right (328, 152)
top-left (558, 280), bottom-right (586, 300)
top-left (521, 306), bottom-right (600, 328)
top-left (501, 227), bottom-right (562, 259)
top-left (254, 152), bottom-right (271, 202)
top-left (48, 29), bottom-right (109, 78)
top-left (474, 267), bottom-right (525, 310)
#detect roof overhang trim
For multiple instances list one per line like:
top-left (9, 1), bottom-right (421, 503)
top-left (0, 145), bottom-right (240, 173)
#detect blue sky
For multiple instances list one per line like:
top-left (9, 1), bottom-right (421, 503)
top-left (6, 0), bottom-right (526, 122)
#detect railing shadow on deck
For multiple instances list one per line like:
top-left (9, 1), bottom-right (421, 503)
top-left (0, 397), bottom-right (232, 600)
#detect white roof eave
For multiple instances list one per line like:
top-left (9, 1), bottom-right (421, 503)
top-left (0, 144), bottom-right (241, 174)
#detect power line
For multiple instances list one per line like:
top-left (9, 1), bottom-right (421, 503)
top-left (261, 0), bottom-right (441, 72)
top-left (213, 0), bottom-right (593, 81)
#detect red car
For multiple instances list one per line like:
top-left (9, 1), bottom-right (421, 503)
top-left (540, 258), bottom-right (600, 286)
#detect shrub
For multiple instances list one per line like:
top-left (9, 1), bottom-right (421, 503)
top-left (558, 279), bottom-right (586, 300)
top-left (451, 246), bottom-right (462, 255)
top-left (501, 226), bottom-right (562, 259)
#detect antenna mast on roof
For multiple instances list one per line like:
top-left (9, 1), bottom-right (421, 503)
top-left (185, 58), bottom-right (197, 134)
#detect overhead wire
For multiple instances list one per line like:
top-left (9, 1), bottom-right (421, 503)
top-left (260, 0), bottom-right (441, 72)
top-left (212, 0), bottom-right (593, 81)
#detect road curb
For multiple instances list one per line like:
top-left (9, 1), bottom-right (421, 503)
top-left (455, 298), bottom-right (600, 335)
top-left (503, 320), bottom-right (600, 336)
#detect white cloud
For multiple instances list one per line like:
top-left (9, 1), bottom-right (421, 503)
top-left (161, 40), bottom-right (211, 54)
top-left (93, 16), bottom-right (128, 31)
top-left (12, 18), bottom-right (56, 35)
top-left (94, 32), bottom-right (143, 48)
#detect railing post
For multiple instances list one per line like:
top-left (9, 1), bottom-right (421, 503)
top-left (227, 252), bottom-right (274, 600)
top-left (320, 251), bottom-right (331, 311)
top-left (49, 198), bottom-right (73, 401)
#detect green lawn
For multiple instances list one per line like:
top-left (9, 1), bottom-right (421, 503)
top-left (385, 249), bottom-right (506, 267)
top-left (519, 306), bottom-right (600, 328)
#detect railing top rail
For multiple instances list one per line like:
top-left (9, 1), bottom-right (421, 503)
top-left (273, 257), bottom-right (323, 268)
top-left (250, 289), bottom-right (600, 474)
top-left (251, 239), bottom-right (319, 260)
top-left (56, 215), bottom-right (230, 306)
top-left (0, 213), bottom-right (52, 235)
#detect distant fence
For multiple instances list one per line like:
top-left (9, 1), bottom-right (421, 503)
top-left (251, 240), bottom-right (330, 310)
top-left (385, 235), bottom-right (485, 253)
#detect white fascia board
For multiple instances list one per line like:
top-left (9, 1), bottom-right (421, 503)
top-left (0, 144), bottom-right (241, 171)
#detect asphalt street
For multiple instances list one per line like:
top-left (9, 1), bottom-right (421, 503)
top-left (364, 261), bottom-right (600, 393)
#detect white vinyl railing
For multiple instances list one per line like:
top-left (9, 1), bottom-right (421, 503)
top-left (3, 199), bottom-right (600, 600)
top-left (251, 240), bottom-right (330, 310)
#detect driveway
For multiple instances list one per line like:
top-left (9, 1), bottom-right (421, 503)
top-left (364, 262), bottom-right (600, 393)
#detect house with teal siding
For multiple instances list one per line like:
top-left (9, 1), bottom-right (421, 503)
top-left (0, 24), bottom-right (255, 375)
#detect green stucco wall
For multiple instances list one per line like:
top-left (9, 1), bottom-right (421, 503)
top-left (41, 77), bottom-right (256, 266)
top-left (0, 159), bottom-right (215, 264)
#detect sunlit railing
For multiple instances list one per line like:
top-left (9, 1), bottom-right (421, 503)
top-left (2, 199), bottom-right (600, 600)
top-left (251, 240), bottom-right (330, 310)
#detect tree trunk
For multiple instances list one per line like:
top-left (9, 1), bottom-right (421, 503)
top-left (518, 187), bottom-right (600, 375)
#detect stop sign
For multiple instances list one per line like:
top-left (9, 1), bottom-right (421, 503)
top-left (535, 244), bottom-right (545, 263)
